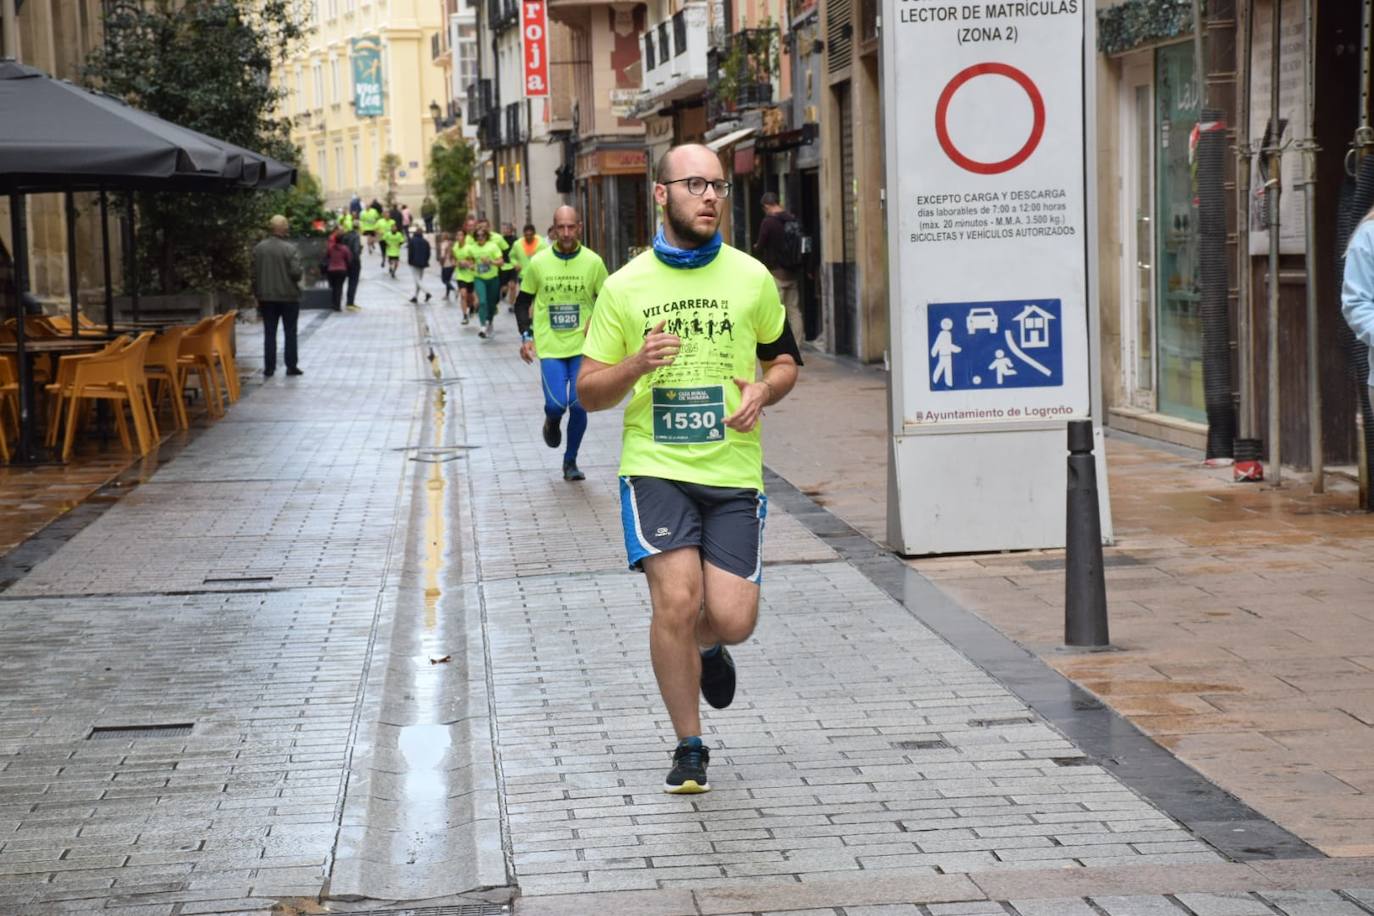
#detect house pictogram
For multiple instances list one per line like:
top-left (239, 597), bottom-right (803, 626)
top-left (1012, 303), bottom-right (1055, 349)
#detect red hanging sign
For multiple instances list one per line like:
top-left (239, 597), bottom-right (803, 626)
top-left (522, 0), bottom-right (549, 97)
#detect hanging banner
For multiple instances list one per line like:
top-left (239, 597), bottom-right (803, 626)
top-left (351, 37), bottom-right (384, 117)
top-left (522, 0), bottom-right (550, 97)
top-left (882, 0), bottom-right (1110, 554)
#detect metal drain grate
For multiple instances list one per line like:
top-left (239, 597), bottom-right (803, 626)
top-left (967, 716), bottom-right (1034, 728)
top-left (203, 575), bottom-right (275, 585)
top-left (337, 906), bottom-right (509, 916)
top-left (89, 723), bottom-right (193, 740)
top-left (892, 739), bottom-right (951, 750)
top-left (1051, 756), bottom-right (1102, 767)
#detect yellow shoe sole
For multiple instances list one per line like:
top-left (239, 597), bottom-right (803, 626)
top-left (663, 780), bottom-right (709, 794)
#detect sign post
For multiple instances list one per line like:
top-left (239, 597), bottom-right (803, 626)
top-left (351, 37), bottom-right (384, 117)
top-left (881, 0), bottom-right (1111, 554)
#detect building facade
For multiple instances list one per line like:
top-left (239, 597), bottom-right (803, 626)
top-left (279, 0), bottom-right (447, 210)
top-left (551, 0), bottom-right (649, 271)
top-left (467, 0), bottom-right (574, 234)
top-left (433, 0), bottom-right (481, 143)
top-left (1093, 0), bottom-right (1365, 480)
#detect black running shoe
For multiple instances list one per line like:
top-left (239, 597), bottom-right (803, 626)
top-left (543, 416), bottom-right (562, 449)
top-left (663, 739), bottom-right (710, 794)
top-left (700, 646), bottom-right (735, 709)
top-left (562, 462), bottom-right (584, 481)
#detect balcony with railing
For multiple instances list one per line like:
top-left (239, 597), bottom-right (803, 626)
top-left (504, 102), bottom-right (526, 146)
top-left (633, 1), bottom-right (708, 115)
top-left (488, 0), bottom-right (518, 32)
top-left (466, 78), bottom-right (493, 125)
top-left (706, 26), bottom-right (778, 123)
top-left (479, 108), bottom-right (503, 149)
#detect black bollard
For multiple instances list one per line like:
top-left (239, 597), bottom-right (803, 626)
top-left (1065, 419), bottom-right (1109, 647)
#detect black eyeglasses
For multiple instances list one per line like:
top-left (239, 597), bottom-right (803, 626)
top-left (660, 176), bottom-right (732, 198)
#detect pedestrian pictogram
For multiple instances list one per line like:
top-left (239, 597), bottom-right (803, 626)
top-left (926, 299), bottom-right (1063, 391)
top-left (934, 62), bottom-right (1045, 175)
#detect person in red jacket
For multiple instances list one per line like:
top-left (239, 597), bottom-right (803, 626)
top-left (323, 229), bottom-right (353, 312)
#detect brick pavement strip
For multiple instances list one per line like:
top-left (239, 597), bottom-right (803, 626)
top-left (3, 272), bottom-right (1372, 914)
top-left (0, 292), bottom-right (427, 913)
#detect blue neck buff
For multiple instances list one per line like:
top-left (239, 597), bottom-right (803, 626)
top-left (652, 225), bottom-right (722, 269)
top-left (553, 243), bottom-right (580, 261)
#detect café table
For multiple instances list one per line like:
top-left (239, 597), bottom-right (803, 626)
top-left (0, 337), bottom-right (114, 462)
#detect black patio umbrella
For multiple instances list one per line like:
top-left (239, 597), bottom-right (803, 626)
top-left (0, 59), bottom-right (296, 464)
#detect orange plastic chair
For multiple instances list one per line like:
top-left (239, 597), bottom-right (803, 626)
top-left (0, 359), bottom-right (16, 463)
top-left (209, 311), bottom-right (240, 403)
top-left (60, 332), bottom-right (157, 461)
top-left (177, 317), bottom-right (224, 418)
top-left (143, 326), bottom-right (189, 431)
top-left (43, 335), bottom-right (129, 448)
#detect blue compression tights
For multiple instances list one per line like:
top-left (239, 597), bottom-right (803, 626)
top-left (541, 355), bottom-right (586, 463)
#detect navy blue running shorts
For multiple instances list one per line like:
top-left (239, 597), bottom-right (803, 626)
top-left (619, 476), bottom-right (767, 584)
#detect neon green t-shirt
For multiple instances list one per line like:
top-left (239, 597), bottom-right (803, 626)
top-left (520, 245), bottom-right (608, 359)
top-left (360, 208), bottom-right (379, 231)
top-left (451, 238), bottom-right (476, 282)
top-left (510, 235), bottom-right (546, 270)
top-left (340, 213), bottom-right (354, 231)
top-left (582, 245), bottom-right (785, 491)
top-left (377, 217), bottom-right (395, 238)
top-left (492, 233), bottom-right (511, 253)
top-left (382, 229), bottom-right (405, 257)
top-left (466, 238), bottom-right (504, 279)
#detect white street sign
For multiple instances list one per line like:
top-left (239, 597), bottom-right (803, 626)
top-left (882, 0), bottom-right (1111, 554)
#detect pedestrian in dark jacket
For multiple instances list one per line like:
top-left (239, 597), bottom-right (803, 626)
top-left (252, 214), bottom-right (304, 376)
top-left (323, 229), bottom-right (353, 312)
top-left (341, 226), bottom-right (363, 310)
top-left (407, 229), bottom-right (432, 303)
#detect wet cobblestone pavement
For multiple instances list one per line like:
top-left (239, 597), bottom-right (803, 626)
top-left (1, 261), bottom-right (1373, 914)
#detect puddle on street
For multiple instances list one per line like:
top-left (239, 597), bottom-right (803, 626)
top-left (397, 723), bottom-right (451, 804)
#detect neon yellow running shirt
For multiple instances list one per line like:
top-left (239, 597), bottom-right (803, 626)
top-left (382, 229), bottom-right (405, 258)
top-left (466, 239), bottom-right (504, 280)
top-left (520, 245), bottom-right (608, 359)
top-left (582, 245), bottom-right (784, 491)
top-left (452, 237), bottom-right (475, 282)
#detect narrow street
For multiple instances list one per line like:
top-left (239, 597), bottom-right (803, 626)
top-left (1, 260), bottom-right (1373, 915)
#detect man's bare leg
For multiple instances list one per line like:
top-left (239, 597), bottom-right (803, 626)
top-left (643, 550), bottom-right (761, 740)
top-left (643, 548), bottom-right (706, 740)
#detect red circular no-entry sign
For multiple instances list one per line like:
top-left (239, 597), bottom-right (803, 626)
top-left (934, 62), bottom-right (1045, 175)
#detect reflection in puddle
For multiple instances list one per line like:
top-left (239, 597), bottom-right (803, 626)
top-left (422, 341), bottom-right (449, 634)
top-left (397, 723), bottom-right (451, 804)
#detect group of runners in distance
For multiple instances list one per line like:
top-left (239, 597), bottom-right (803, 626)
top-left (362, 143), bottom-right (805, 794)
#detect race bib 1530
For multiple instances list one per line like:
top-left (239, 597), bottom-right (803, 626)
top-left (652, 385), bottom-right (725, 444)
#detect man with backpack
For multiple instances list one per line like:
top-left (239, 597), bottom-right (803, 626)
top-left (753, 192), bottom-right (805, 344)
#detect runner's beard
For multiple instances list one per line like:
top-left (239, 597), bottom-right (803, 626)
top-left (665, 195), bottom-right (718, 246)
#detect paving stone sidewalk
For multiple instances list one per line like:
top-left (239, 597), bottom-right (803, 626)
top-left (0, 284), bottom-right (427, 914)
top-left (426, 294), bottom-right (1374, 915)
top-left (2, 260), bottom-right (1373, 916)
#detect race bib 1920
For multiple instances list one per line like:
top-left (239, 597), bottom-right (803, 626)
top-left (548, 303), bottom-right (580, 330)
top-left (652, 385), bottom-right (725, 444)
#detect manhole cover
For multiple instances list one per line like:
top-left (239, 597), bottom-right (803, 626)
top-left (892, 739), bottom-right (951, 750)
top-left (89, 724), bottom-right (193, 740)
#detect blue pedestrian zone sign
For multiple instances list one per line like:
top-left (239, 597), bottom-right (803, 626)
top-left (926, 299), bottom-right (1063, 391)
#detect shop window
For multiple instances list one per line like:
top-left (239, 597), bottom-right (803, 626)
top-left (1154, 42), bottom-right (1204, 422)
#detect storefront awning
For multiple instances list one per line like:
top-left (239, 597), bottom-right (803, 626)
top-left (706, 126), bottom-right (757, 152)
